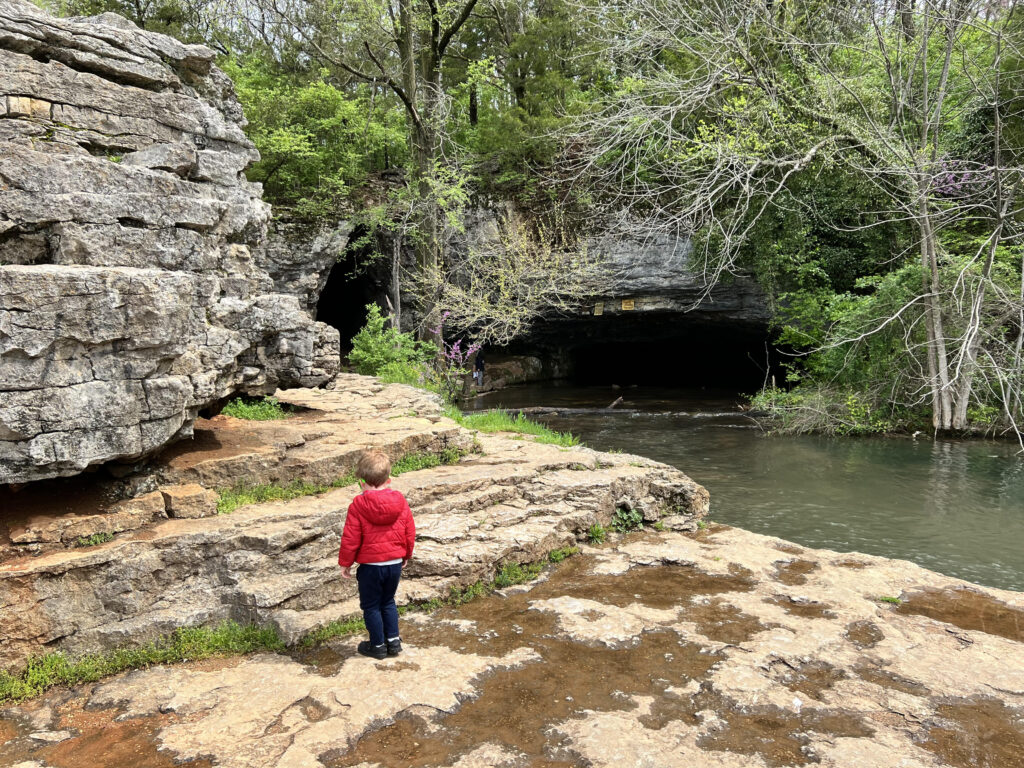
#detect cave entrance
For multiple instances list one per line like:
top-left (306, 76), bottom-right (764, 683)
top-left (531, 316), bottom-right (784, 392)
top-left (315, 227), bottom-right (390, 350)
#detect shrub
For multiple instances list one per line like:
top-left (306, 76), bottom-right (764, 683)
top-left (349, 304), bottom-right (436, 376)
top-left (221, 396), bottom-right (289, 421)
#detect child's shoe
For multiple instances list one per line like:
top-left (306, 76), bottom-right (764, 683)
top-left (386, 638), bottom-right (402, 656)
top-left (357, 641), bottom-right (387, 660)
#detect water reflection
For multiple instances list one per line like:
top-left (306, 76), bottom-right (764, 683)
top-left (472, 385), bottom-right (1024, 592)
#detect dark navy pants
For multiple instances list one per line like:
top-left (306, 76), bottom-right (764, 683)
top-left (356, 563), bottom-right (402, 646)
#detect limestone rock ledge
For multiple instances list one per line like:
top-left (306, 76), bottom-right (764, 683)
top-left (0, 376), bottom-right (708, 671)
top-left (0, 0), bottom-right (339, 484)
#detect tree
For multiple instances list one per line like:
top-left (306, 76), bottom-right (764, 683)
top-left (567, 0), bottom-right (1024, 435)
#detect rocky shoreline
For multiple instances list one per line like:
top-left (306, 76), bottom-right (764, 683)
top-left (0, 374), bottom-right (1022, 767)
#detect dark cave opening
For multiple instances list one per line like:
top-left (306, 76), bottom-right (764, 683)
top-left (315, 227), bottom-right (390, 350)
top-left (514, 314), bottom-right (784, 392)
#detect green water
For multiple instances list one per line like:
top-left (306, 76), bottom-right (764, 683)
top-left (471, 385), bottom-right (1024, 592)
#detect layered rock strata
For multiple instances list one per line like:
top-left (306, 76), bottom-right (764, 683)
top-left (0, 0), bottom-right (339, 485)
top-left (0, 375), bottom-right (708, 670)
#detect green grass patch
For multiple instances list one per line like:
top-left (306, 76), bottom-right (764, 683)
top-left (878, 595), bottom-right (903, 604)
top-left (221, 396), bottom-right (290, 421)
top-left (74, 532), bottom-right (114, 548)
top-left (494, 561), bottom-right (544, 588)
top-left (548, 546), bottom-right (579, 563)
top-left (652, 521), bottom-right (665, 531)
top-left (445, 407), bottom-right (579, 447)
top-left (217, 474), bottom-right (357, 514)
top-left (0, 621), bottom-right (283, 705)
top-left (587, 523), bottom-right (606, 544)
top-left (391, 447), bottom-right (466, 476)
top-left (299, 615), bottom-right (366, 648)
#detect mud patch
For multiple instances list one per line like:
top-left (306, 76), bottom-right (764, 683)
top-left (834, 558), bottom-right (870, 570)
top-left (845, 619), bottom-right (884, 649)
top-left (765, 595), bottom-right (837, 620)
top-left (920, 696), bottom-right (1024, 768)
top-left (770, 660), bottom-right (847, 702)
top-left (694, 690), bottom-right (872, 767)
top-left (895, 587), bottom-right (1024, 643)
top-left (772, 560), bottom-right (818, 586)
top-left (3, 694), bottom-right (213, 768)
top-left (685, 597), bottom-right (776, 644)
top-left (328, 630), bottom-right (720, 767)
top-left (854, 664), bottom-right (930, 697)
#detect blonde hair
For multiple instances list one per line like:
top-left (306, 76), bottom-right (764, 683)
top-left (356, 450), bottom-right (391, 487)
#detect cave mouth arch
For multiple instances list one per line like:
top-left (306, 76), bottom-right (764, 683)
top-left (315, 226), bottom-right (390, 350)
top-left (503, 314), bottom-right (785, 392)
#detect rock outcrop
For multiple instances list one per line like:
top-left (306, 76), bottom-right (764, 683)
top-left (0, 375), bottom-right (708, 670)
top-left (0, 0), bottom-right (340, 485)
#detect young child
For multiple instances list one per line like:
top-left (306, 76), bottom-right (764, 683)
top-left (338, 450), bottom-right (416, 659)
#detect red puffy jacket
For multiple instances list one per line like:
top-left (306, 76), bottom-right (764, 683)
top-left (338, 488), bottom-right (416, 567)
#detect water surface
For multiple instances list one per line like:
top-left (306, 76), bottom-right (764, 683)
top-left (471, 384), bottom-right (1024, 592)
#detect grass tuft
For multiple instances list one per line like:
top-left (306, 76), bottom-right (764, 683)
top-left (878, 595), bottom-right (903, 604)
top-left (0, 621), bottom-right (283, 705)
top-left (221, 396), bottom-right (290, 421)
top-left (445, 407), bottom-right (579, 447)
top-left (74, 532), bottom-right (114, 548)
top-left (586, 524), bottom-right (606, 544)
top-left (299, 615), bottom-right (366, 647)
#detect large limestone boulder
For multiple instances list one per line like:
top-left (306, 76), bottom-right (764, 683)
top-left (0, 0), bottom-right (340, 484)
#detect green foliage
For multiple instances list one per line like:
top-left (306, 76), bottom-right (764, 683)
top-left (348, 304), bottom-right (436, 376)
top-left (299, 615), bottom-right (366, 648)
top-left (448, 409), bottom-right (580, 447)
top-left (548, 546), bottom-right (579, 563)
top-left (377, 361), bottom-right (435, 391)
top-left (610, 505), bottom-right (644, 533)
top-left (217, 475), bottom-right (356, 514)
top-left (586, 524), bottom-right (606, 544)
top-left (390, 448), bottom-right (466, 476)
top-left (221, 396), bottom-right (289, 421)
top-left (652, 521), bottom-right (666, 532)
top-left (878, 596), bottom-right (903, 605)
top-left (223, 58), bottom-right (406, 216)
top-left (74, 532), bottom-right (114, 548)
top-left (494, 561), bottom-right (544, 588)
top-left (0, 621), bottom-right (284, 705)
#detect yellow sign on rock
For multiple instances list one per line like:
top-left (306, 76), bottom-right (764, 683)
top-left (621, 299), bottom-right (636, 311)
top-left (593, 302), bottom-right (604, 316)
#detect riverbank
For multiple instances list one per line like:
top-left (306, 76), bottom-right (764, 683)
top-left (470, 383), bottom-right (1024, 592)
top-left (2, 522), bottom-right (1023, 767)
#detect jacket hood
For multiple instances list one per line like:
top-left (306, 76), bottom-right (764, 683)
top-left (357, 488), bottom-right (405, 525)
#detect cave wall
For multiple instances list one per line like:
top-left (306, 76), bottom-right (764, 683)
top-left (0, 0), bottom-right (339, 485)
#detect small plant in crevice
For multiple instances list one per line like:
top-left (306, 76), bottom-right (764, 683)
top-left (494, 561), bottom-right (544, 588)
top-left (878, 595), bottom-right (903, 605)
top-left (587, 524), bottom-right (606, 544)
top-left (610, 505), bottom-right (644, 533)
top-left (74, 532), bottom-right (114, 548)
top-left (548, 546), bottom-right (579, 563)
top-left (652, 521), bottom-right (666, 532)
top-left (221, 396), bottom-right (289, 421)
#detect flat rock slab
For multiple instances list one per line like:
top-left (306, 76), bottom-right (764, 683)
top-left (2, 526), bottom-right (1022, 768)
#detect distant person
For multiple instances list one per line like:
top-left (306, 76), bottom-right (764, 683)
top-left (339, 450), bottom-right (416, 660)
top-left (473, 348), bottom-right (485, 387)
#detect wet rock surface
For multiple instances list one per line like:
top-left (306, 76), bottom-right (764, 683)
top-left (3, 525), bottom-right (1023, 768)
top-left (0, 0), bottom-right (338, 485)
top-left (0, 375), bottom-right (706, 669)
